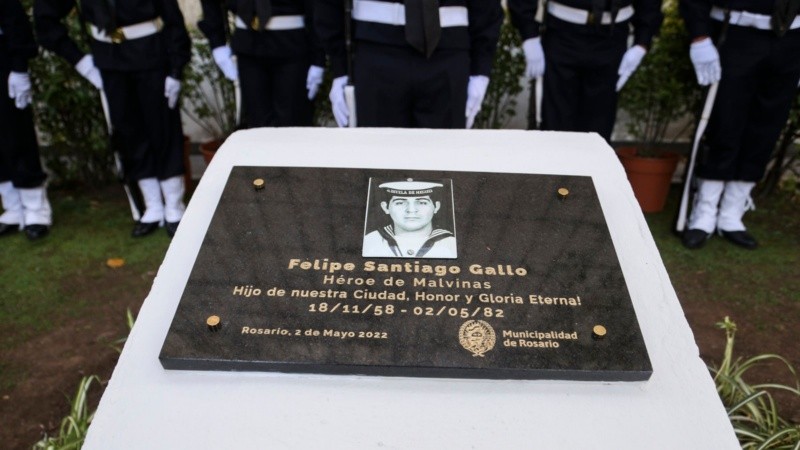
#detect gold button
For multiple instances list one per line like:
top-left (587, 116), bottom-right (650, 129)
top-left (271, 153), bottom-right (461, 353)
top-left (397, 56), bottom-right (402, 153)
top-left (557, 188), bottom-right (569, 200)
top-left (253, 178), bottom-right (265, 190)
top-left (592, 325), bottom-right (607, 340)
top-left (207, 315), bottom-right (221, 332)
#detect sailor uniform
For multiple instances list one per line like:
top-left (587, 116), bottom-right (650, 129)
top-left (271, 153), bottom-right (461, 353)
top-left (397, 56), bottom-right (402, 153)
top-left (199, 0), bottom-right (325, 127)
top-left (680, 0), bottom-right (800, 249)
top-left (35, 0), bottom-right (190, 237)
top-left (34, 0), bottom-right (189, 184)
top-left (1, 0), bottom-right (51, 239)
top-left (363, 225), bottom-right (457, 258)
top-left (316, 0), bottom-right (503, 128)
top-left (509, 0), bottom-right (662, 140)
top-left (681, 0), bottom-right (800, 182)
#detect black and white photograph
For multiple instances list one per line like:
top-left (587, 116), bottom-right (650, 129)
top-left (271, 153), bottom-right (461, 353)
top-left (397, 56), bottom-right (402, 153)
top-left (362, 178), bottom-right (457, 259)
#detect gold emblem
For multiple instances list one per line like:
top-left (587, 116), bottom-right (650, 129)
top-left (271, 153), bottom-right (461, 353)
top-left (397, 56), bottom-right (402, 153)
top-left (458, 320), bottom-right (496, 357)
top-left (110, 28), bottom-right (126, 44)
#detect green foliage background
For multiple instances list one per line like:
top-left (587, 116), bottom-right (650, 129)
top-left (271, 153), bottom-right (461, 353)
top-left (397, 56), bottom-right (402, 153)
top-left (22, 2), bottom-right (112, 187)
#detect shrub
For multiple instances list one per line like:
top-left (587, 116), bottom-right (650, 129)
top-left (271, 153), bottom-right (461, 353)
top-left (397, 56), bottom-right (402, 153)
top-left (711, 317), bottom-right (800, 449)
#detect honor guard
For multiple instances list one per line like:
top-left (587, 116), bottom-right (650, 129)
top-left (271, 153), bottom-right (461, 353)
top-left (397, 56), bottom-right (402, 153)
top-left (680, 0), bottom-right (800, 249)
top-left (198, 0), bottom-right (326, 127)
top-left (34, 0), bottom-right (191, 238)
top-left (509, 0), bottom-right (662, 140)
top-left (316, 0), bottom-right (503, 129)
top-left (0, 0), bottom-right (52, 240)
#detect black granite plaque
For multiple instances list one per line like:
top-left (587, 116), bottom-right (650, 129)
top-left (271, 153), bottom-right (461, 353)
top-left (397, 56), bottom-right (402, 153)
top-left (159, 167), bottom-right (652, 381)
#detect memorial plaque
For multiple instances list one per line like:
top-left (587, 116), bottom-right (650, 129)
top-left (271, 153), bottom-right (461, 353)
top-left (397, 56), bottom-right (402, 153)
top-left (159, 167), bottom-right (652, 381)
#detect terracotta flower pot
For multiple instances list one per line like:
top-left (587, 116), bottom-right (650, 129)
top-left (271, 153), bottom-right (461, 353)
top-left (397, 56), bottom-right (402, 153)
top-left (200, 139), bottom-right (223, 165)
top-left (616, 147), bottom-right (680, 213)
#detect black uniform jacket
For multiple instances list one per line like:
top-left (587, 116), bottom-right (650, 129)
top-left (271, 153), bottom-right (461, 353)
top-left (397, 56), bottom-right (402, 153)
top-left (680, 0), bottom-right (788, 38)
top-left (1, 0), bottom-right (37, 72)
top-left (316, 0), bottom-right (503, 78)
top-left (509, 0), bottom-right (662, 48)
top-left (199, 0), bottom-right (324, 65)
top-left (34, 0), bottom-right (190, 79)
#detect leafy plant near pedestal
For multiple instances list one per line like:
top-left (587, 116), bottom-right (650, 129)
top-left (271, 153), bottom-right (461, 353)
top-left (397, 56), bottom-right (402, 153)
top-left (32, 375), bottom-right (100, 450)
top-left (617, 0), bottom-right (703, 156)
top-left (711, 317), bottom-right (800, 449)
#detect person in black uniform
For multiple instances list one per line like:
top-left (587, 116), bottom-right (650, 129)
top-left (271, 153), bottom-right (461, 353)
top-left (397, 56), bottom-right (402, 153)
top-left (34, 0), bottom-right (191, 238)
top-left (316, 0), bottom-right (503, 129)
top-left (680, 0), bottom-right (800, 249)
top-left (198, 0), bottom-right (325, 127)
top-left (508, 0), bottom-right (662, 140)
top-left (0, 0), bottom-right (51, 240)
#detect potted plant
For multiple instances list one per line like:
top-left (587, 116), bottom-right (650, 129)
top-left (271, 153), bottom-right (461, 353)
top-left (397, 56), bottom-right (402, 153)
top-left (181, 29), bottom-right (237, 165)
top-left (617, 0), bottom-right (703, 212)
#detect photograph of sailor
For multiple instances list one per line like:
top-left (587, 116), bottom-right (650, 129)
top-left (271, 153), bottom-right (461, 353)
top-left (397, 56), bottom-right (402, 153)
top-left (362, 178), bottom-right (457, 259)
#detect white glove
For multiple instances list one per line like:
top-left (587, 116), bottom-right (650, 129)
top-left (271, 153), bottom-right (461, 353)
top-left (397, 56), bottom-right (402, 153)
top-left (616, 45), bottom-right (647, 91)
top-left (522, 37), bottom-right (545, 79)
top-left (8, 72), bottom-right (32, 109)
top-left (465, 75), bottom-right (489, 129)
top-left (306, 65), bottom-right (324, 100)
top-left (689, 38), bottom-right (721, 86)
top-left (75, 54), bottom-right (103, 89)
top-left (329, 75), bottom-right (349, 127)
top-left (164, 76), bottom-right (181, 109)
top-left (212, 45), bottom-right (238, 82)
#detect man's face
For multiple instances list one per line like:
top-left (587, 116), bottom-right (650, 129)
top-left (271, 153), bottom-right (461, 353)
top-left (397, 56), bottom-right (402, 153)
top-left (381, 196), bottom-right (441, 233)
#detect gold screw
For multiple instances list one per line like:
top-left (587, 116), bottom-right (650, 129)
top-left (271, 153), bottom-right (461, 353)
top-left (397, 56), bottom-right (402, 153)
top-left (253, 178), bottom-right (265, 190)
top-left (592, 325), bottom-right (607, 340)
top-left (207, 315), bottom-right (221, 332)
top-left (557, 188), bottom-right (569, 200)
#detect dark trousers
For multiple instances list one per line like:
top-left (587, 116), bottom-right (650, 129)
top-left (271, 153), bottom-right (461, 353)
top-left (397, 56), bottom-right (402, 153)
top-left (698, 26), bottom-right (800, 182)
top-left (237, 54), bottom-right (312, 127)
top-left (541, 18), bottom-right (628, 140)
top-left (101, 68), bottom-right (185, 182)
top-left (0, 68), bottom-right (46, 188)
top-left (354, 41), bottom-right (469, 128)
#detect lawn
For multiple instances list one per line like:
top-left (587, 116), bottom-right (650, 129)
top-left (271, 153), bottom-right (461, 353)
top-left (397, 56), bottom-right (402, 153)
top-left (0, 182), bottom-right (798, 448)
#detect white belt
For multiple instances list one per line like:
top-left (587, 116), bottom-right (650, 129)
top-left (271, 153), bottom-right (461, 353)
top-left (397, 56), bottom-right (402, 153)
top-left (352, 0), bottom-right (469, 27)
top-left (710, 6), bottom-right (800, 30)
top-left (90, 18), bottom-right (162, 43)
top-left (234, 15), bottom-right (305, 31)
top-left (547, 1), bottom-right (634, 25)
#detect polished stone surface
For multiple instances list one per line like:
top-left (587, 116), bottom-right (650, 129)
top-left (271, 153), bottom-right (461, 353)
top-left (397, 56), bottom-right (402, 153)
top-left (160, 166), bottom-right (651, 380)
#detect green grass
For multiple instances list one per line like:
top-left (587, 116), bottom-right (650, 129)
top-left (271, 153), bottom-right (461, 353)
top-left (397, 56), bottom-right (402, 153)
top-left (0, 186), bottom-right (170, 350)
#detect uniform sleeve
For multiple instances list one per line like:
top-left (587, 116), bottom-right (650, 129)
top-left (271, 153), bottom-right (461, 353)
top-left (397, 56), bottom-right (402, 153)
top-left (1, 0), bottom-right (38, 72)
top-left (508, 0), bottom-right (539, 40)
top-left (632, 0), bottom-right (663, 47)
top-left (304, 0), bottom-right (326, 68)
top-left (197, 0), bottom-right (227, 50)
top-left (467, 0), bottom-right (503, 76)
top-left (679, 0), bottom-right (712, 39)
top-left (156, 0), bottom-right (191, 79)
top-left (315, 0), bottom-right (346, 78)
top-left (33, 0), bottom-right (84, 66)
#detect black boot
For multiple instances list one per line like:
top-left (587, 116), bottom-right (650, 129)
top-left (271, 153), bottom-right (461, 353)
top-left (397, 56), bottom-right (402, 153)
top-left (719, 230), bottom-right (758, 250)
top-left (132, 221), bottom-right (160, 238)
top-left (0, 223), bottom-right (20, 236)
top-left (681, 229), bottom-right (712, 249)
top-left (24, 224), bottom-right (49, 240)
top-left (165, 221), bottom-right (180, 238)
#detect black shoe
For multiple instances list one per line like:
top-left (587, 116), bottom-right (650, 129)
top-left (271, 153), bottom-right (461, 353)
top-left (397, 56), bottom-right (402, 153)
top-left (719, 229), bottom-right (758, 249)
top-left (24, 224), bottom-right (49, 240)
top-left (131, 221), bottom-right (160, 238)
top-left (165, 221), bottom-right (179, 238)
top-left (0, 223), bottom-right (20, 236)
top-left (682, 228), bottom-right (712, 249)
